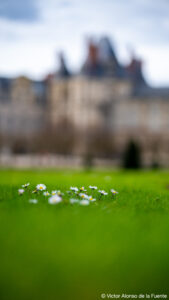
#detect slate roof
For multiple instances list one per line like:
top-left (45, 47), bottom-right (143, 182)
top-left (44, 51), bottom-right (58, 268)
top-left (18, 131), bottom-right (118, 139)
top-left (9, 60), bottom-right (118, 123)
top-left (81, 37), bottom-right (127, 78)
top-left (55, 53), bottom-right (71, 78)
top-left (0, 77), bottom-right (12, 102)
top-left (0, 77), bottom-right (12, 93)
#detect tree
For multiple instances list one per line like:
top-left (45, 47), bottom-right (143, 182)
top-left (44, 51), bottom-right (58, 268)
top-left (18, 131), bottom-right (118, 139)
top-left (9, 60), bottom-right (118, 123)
top-left (123, 140), bottom-right (141, 169)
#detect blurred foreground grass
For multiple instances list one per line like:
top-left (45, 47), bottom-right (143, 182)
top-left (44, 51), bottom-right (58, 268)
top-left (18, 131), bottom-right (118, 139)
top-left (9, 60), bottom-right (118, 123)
top-left (0, 169), bottom-right (169, 300)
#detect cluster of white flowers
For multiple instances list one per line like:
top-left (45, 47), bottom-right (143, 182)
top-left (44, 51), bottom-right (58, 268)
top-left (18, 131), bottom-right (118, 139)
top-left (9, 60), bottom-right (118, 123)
top-left (18, 183), bottom-right (118, 205)
top-left (68, 185), bottom-right (118, 206)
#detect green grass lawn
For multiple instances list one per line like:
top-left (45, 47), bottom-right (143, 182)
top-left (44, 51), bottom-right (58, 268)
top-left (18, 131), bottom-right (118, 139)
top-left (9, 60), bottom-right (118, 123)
top-left (0, 169), bottom-right (169, 300)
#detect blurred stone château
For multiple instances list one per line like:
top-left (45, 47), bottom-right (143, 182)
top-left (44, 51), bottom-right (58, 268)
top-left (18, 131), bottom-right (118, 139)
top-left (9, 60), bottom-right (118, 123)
top-left (0, 36), bottom-right (169, 167)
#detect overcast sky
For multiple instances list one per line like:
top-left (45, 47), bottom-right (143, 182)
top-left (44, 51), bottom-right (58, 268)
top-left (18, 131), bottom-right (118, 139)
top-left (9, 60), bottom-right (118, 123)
top-left (0, 0), bottom-right (169, 86)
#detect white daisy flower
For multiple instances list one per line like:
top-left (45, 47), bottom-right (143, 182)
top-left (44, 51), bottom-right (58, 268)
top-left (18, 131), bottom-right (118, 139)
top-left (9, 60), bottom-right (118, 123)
top-left (43, 191), bottom-right (50, 196)
top-left (80, 187), bottom-right (87, 192)
top-left (79, 193), bottom-right (88, 199)
top-left (110, 189), bottom-right (118, 195)
top-left (88, 196), bottom-right (96, 202)
top-left (98, 190), bottom-right (108, 196)
top-left (51, 190), bottom-right (57, 195)
top-left (70, 198), bottom-right (79, 204)
top-left (89, 185), bottom-right (97, 190)
top-left (18, 189), bottom-right (24, 195)
top-left (48, 195), bottom-right (62, 205)
top-left (80, 199), bottom-right (90, 206)
top-left (36, 184), bottom-right (46, 191)
top-left (29, 199), bottom-right (38, 204)
top-left (70, 187), bottom-right (78, 192)
top-left (22, 183), bottom-right (30, 188)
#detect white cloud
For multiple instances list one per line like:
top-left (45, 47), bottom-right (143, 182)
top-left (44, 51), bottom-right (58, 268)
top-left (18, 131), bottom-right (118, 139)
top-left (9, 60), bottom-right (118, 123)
top-left (0, 0), bottom-right (169, 86)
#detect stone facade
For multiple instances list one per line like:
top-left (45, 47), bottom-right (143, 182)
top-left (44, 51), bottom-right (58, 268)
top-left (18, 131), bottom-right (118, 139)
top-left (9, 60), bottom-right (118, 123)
top-left (0, 37), bottom-right (169, 166)
top-left (0, 76), bottom-right (45, 136)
